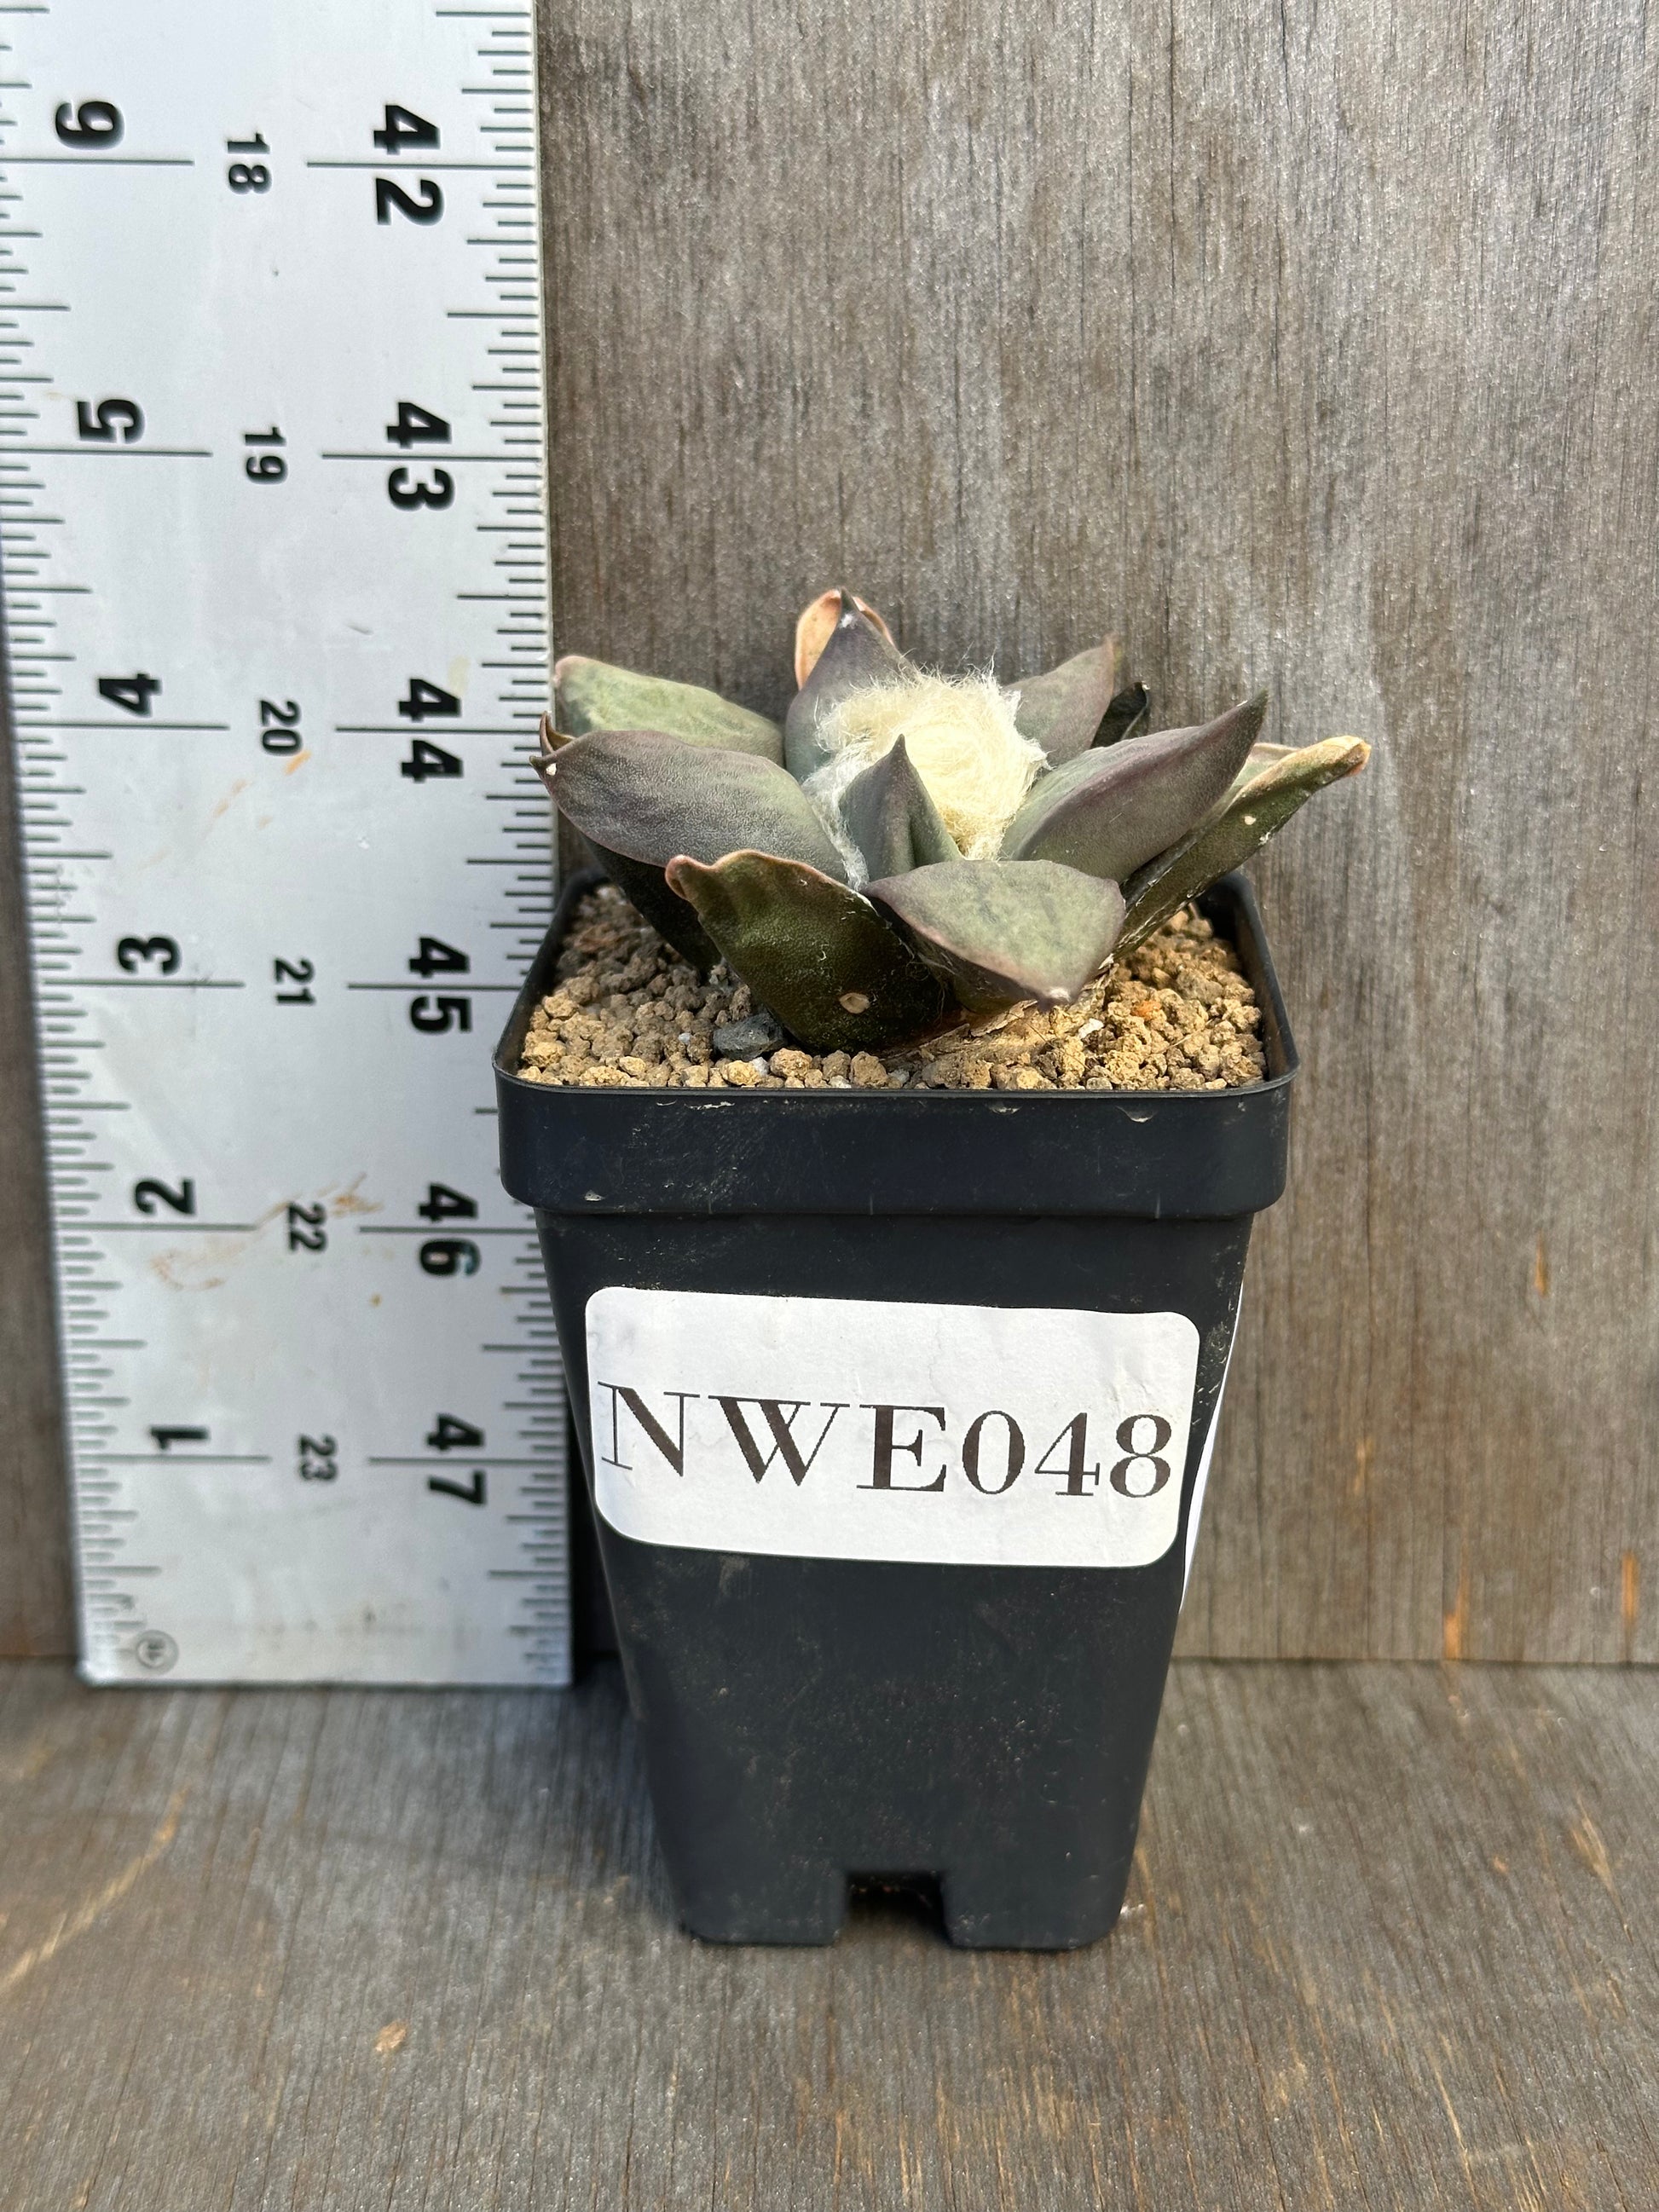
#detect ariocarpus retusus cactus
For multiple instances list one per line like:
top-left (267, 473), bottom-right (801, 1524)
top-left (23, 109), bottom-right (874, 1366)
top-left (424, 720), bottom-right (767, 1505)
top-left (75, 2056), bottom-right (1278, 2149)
top-left (538, 589), bottom-right (1368, 1054)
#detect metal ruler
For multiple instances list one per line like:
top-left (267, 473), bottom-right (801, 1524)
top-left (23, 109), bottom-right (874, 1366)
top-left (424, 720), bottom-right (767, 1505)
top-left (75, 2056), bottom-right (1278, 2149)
top-left (3, 0), bottom-right (569, 1684)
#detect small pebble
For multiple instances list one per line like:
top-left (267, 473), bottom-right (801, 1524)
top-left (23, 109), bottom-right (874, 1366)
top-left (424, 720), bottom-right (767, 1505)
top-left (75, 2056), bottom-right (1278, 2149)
top-left (712, 1009), bottom-right (785, 1057)
top-left (517, 884), bottom-right (1268, 1094)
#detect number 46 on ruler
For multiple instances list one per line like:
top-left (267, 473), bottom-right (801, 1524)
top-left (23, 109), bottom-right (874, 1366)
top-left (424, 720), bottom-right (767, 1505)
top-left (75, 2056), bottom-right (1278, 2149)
top-left (5, 2), bottom-right (569, 1684)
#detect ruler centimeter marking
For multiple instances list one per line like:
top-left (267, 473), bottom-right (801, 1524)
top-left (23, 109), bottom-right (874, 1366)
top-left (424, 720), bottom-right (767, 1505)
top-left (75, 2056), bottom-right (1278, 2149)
top-left (3, 2), bottom-right (569, 1684)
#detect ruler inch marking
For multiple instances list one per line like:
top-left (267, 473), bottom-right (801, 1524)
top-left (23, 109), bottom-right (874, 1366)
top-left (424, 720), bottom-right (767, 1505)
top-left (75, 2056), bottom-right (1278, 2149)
top-left (6, 0), bottom-right (567, 1690)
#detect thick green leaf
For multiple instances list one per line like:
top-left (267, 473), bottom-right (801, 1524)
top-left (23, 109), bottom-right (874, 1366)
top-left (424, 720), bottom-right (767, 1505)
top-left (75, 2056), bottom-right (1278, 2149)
top-left (783, 589), bottom-right (913, 780)
top-left (1227, 736), bottom-right (1292, 783)
top-left (839, 736), bottom-right (961, 881)
top-left (1000, 693), bottom-right (1267, 883)
top-left (1011, 638), bottom-right (1120, 765)
top-left (554, 654), bottom-right (783, 761)
top-left (587, 842), bottom-right (720, 972)
top-left (865, 858), bottom-right (1125, 1019)
top-left (1119, 736), bottom-right (1371, 952)
top-left (665, 850), bottom-right (948, 1054)
top-left (1094, 681), bottom-right (1150, 748)
top-left (1205, 739), bottom-right (1295, 823)
top-left (544, 728), bottom-right (849, 880)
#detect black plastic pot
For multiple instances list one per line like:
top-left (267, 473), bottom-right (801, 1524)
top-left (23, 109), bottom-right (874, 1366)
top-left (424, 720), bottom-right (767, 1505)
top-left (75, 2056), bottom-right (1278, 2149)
top-left (496, 870), bottom-right (1297, 1949)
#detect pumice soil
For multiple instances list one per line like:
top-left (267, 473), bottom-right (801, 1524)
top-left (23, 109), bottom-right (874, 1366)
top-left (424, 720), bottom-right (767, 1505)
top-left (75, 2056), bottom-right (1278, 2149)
top-left (519, 883), bottom-right (1268, 1094)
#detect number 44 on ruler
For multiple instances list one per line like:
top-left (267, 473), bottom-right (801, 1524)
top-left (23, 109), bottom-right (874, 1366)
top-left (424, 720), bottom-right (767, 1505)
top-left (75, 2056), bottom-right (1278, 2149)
top-left (5, 3), bottom-right (569, 1684)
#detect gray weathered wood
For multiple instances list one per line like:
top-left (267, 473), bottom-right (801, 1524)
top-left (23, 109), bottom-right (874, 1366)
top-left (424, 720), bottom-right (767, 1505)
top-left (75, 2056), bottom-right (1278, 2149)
top-left (3, 0), bottom-right (1656, 1659)
top-left (1, 1657), bottom-right (1656, 2208)
top-left (536, 0), bottom-right (1659, 1660)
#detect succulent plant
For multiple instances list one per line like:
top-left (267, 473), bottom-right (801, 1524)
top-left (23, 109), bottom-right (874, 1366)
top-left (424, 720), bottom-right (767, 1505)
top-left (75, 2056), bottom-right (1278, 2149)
top-left (538, 589), bottom-right (1368, 1055)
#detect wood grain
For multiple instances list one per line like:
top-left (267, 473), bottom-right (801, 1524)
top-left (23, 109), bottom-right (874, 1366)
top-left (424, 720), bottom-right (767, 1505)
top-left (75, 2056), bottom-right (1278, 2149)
top-left (3, 0), bottom-right (1656, 1658)
top-left (2, 1657), bottom-right (1656, 2208)
top-left (536, 0), bottom-right (1659, 1660)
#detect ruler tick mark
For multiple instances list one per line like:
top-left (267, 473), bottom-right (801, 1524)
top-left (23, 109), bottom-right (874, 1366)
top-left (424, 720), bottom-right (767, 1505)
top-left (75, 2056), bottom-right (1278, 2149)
top-left (10, 0), bottom-right (564, 1687)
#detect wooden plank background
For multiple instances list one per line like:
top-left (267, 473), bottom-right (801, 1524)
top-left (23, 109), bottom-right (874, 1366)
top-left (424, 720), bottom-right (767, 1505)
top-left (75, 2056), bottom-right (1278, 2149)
top-left (3, 0), bottom-right (1655, 1658)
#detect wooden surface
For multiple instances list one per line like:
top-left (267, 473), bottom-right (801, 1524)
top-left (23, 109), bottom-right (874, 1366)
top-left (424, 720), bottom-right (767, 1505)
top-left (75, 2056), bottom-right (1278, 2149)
top-left (0, 1657), bottom-right (1655, 2209)
top-left (4, 0), bottom-right (1657, 1657)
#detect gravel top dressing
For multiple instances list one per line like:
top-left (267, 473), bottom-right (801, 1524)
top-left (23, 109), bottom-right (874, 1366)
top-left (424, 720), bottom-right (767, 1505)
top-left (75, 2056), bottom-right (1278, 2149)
top-left (517, 882), bottom-right (1268, 1093)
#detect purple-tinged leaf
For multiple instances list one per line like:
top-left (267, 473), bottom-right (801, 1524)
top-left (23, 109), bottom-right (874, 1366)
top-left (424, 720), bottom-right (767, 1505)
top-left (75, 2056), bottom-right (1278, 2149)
top-left (1119, 736), bottom-right (1371, 952)
top-left (839, 736), bottom-right (961, 881)
top-left (783, 588), bottom-right (913, 780)
top-left (865, 859), bottom-right (1126, 1019)
top-left (543, 728), bottom-right (848, 880)
top-left (554, 654), bottom-right (783, 761)
top-left (794, 588), bottom-right (895, 689)
top-left (1000, 693), bottom-right (1267, 882)
top-left (1012, 638), bottom-right (1119, 765)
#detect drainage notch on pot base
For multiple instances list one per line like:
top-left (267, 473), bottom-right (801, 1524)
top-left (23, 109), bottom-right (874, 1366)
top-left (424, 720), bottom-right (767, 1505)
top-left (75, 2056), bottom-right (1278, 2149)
top-left (497, 872), bottom-right (1296, 1949)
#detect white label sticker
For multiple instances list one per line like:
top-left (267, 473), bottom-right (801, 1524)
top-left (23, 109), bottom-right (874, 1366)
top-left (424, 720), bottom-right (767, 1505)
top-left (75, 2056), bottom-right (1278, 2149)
top-left (586, 1288), bottom-right (1200, 1569)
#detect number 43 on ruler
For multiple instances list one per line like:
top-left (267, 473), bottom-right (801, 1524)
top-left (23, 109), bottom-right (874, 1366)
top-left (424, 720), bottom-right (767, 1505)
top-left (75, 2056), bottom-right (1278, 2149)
top-left (7, 3), bottom-right (568, 1684)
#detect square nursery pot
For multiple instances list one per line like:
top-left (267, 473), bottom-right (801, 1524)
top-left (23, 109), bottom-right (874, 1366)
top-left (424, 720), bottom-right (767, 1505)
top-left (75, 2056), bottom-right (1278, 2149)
top-left (496, 869), bottom-right (1297, 1949)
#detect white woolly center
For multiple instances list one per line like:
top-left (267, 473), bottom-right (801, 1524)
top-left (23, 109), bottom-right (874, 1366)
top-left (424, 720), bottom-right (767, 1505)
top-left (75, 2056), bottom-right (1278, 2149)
top-left (802, 670), bottom-right (1044, 883)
